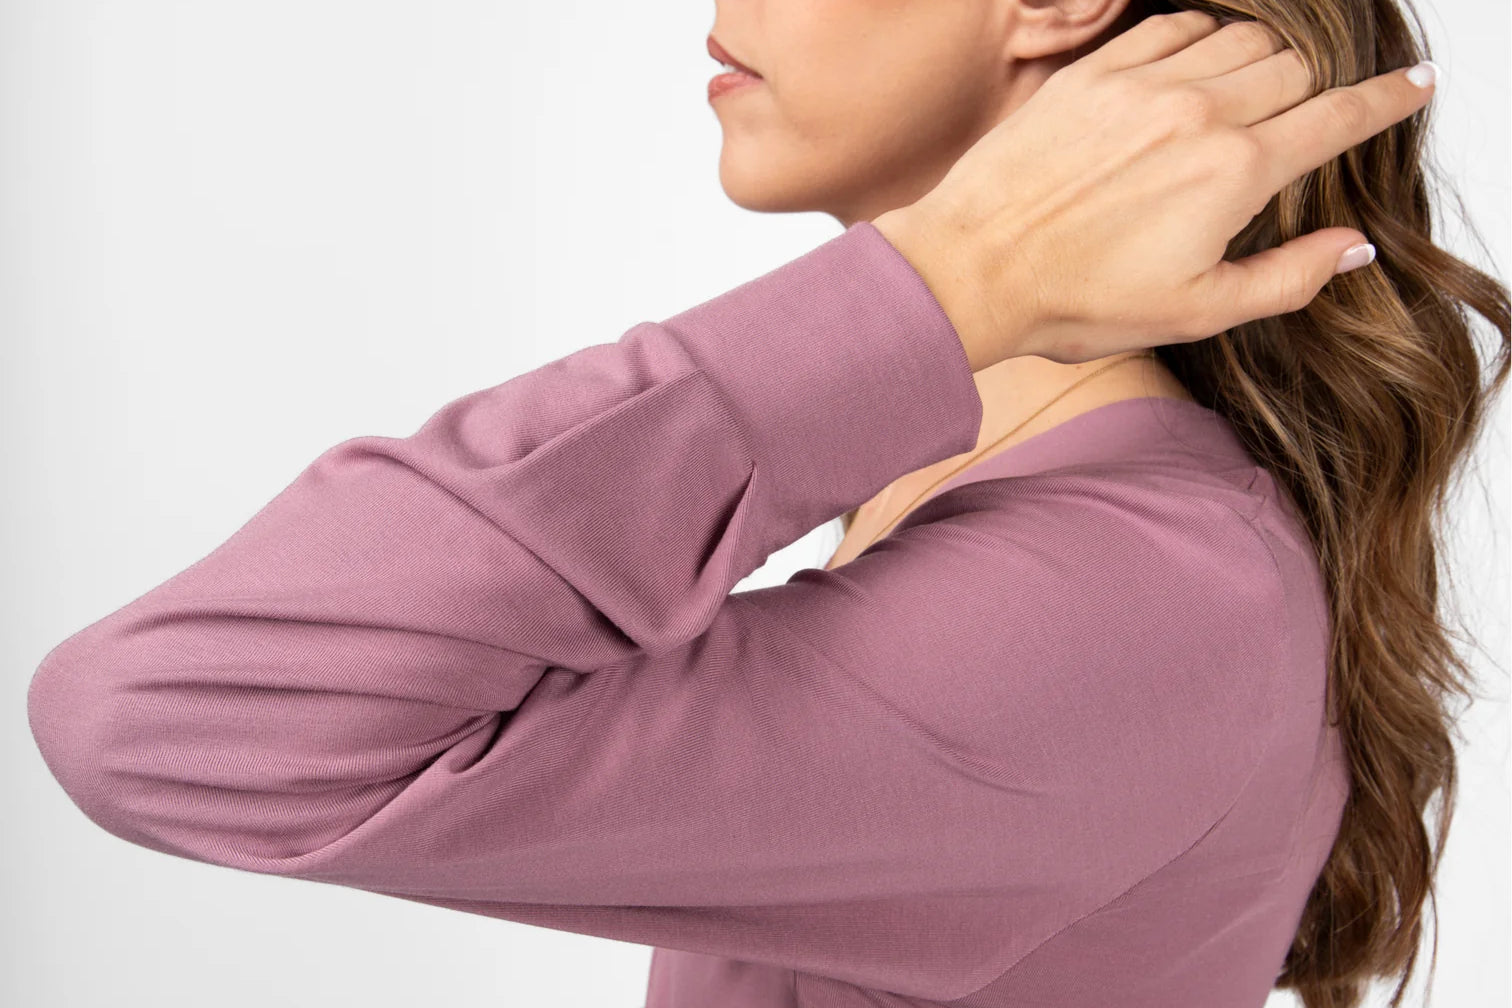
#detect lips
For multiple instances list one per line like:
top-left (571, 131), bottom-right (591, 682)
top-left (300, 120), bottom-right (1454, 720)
top-left (707, 35), bottom-right (761, 78)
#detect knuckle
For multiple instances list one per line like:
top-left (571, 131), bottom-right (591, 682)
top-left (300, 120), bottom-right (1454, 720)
top-left (1279, 48), bottom-right (1322, 100)
top-left (1221, 19), bottom-right (1286, 56)
top-left (1161, 85), bottom-right (1221, 129)
top-left (1323, 88), bottom-right (1370, 135)
top-left (1278, 267), bottom-right (1315, 314)
top-left (1222, 130), bottom-right (1267, 173)
top-left (1193, 130), bottom-right (1264, 185)
top-left (1171, 10), bottom-right (1223, 29)
top-left (1143, 10), bottom-right (1215, 42)
top-left (1289, 275), bottom-right (1320, 313)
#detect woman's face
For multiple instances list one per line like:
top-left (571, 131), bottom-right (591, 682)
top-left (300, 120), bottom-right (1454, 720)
top-left (707, 0), bottom-right (1138, 226)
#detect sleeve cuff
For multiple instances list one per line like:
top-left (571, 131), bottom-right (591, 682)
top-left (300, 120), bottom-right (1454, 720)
top-left (655, 220), bottom-right (985, 527)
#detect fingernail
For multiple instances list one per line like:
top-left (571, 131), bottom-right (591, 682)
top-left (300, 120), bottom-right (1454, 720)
top-left (1406, 60), bottom-right (1439, 88)
top-left (1335, 243), bottom-right (1376, 275)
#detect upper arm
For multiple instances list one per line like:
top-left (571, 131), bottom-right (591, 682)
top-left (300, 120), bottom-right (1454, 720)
top-left (245, 476), bottom-right (1287, 996)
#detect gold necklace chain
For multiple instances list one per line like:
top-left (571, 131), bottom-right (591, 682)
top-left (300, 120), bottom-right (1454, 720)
top-left (849, 350), bottom-right (1159, 555)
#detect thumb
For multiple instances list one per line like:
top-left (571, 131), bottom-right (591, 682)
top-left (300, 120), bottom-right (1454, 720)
top-left (1189, 228), bottom-right (1374, 334)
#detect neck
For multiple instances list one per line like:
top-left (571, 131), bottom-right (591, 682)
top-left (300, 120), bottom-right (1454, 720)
top-left (966, 349), bottom-right (1184, 456)
top-left (840, 349), bottom-right (1188, 544)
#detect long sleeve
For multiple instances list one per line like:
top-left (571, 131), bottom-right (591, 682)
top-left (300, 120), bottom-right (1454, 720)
top-left (27, 221), bottom-right (1286, 1001)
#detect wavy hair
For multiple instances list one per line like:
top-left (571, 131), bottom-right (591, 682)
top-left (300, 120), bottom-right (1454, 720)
top-left (1133, 1), bottom-right (1505, 1004)
top-left (847, 1), bottom-right (1509, 1004)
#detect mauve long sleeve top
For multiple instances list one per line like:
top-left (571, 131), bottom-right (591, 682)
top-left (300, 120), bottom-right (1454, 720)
top-left (27, 220), bottom-right (1349, 1008)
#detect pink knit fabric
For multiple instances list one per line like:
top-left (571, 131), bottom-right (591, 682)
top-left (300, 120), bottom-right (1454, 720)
top-left (29, 221), bottom-right (1347, 1006)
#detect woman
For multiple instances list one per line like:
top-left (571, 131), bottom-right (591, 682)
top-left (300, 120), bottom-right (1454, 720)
top-left (26, 6), bottom-right (1503, 1008)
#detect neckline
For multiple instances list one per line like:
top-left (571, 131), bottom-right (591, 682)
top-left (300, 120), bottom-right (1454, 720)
top-left (905, 393), bottom-right (1247, 514)
top-left (827, 395), bottom-right (1253, 570)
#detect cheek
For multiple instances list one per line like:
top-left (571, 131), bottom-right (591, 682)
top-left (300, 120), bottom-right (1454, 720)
top-left (710, 26), bottom-right (997, 209)
top-left (770, 61), bottom-right (984, 171)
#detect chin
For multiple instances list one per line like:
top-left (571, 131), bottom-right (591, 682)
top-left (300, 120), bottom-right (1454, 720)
top-left (715, 153), bottom-right (857, 217)
top-left (717, 162), bottom-right (805, 214)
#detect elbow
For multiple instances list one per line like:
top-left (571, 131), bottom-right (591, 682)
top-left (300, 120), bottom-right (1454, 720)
top-left (26, 636), bottom-right (282, 870)
top-left (27, 633), bottom-right (469, 877)
top-left (27, 636), bottom-right (144, 846)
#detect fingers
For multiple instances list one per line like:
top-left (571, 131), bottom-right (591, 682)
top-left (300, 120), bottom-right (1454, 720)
top-left (1144, 18), bottom-right (1287, 81)
top-left (1206, 48), bottom-right (1318, 127)
top-left (1249, 62), bottom-right (1437, 197)
top-left (1073, 10), bottom-right (1224, 75)
top-left (1185, 227), bottom-right (1374, 338)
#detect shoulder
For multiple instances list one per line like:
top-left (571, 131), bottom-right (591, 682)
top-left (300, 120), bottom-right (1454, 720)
top-left (739, 468), bottom-right (1290, 893)
top-left (870, 464), bottom-right (1285, 638)
top-left (766, 464), bottom-right (1288, 776)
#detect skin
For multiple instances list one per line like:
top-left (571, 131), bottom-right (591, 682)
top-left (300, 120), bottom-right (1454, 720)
top-left (707, 0), bottom-right (1201, 564)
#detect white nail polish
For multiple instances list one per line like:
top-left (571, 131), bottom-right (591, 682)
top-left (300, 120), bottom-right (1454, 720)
top-left (1406, 61), bottom-right (1439, 88)
top-left (1335, 243), bottom-right (1376, 275)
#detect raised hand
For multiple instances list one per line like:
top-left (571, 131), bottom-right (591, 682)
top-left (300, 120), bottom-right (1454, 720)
top-left (872, 10), bottom-right (1437, 369)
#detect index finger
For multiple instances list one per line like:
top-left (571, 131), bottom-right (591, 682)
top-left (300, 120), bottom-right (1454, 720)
top-left (1249, 61), bottom-right (1437, 197)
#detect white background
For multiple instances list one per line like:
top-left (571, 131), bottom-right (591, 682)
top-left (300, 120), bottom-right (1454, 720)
top-left (4, 2), bottom-right (1506, 1006)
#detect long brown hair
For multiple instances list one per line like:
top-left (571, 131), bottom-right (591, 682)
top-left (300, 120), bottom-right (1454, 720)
top-left (1135, 2), bottom-right (1506, 1004)
top-left (848, 2), bottom-right (1510, 1004)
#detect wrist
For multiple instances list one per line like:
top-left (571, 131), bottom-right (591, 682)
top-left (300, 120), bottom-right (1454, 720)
top-left (870, 204), bottom-right (1024, 372)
